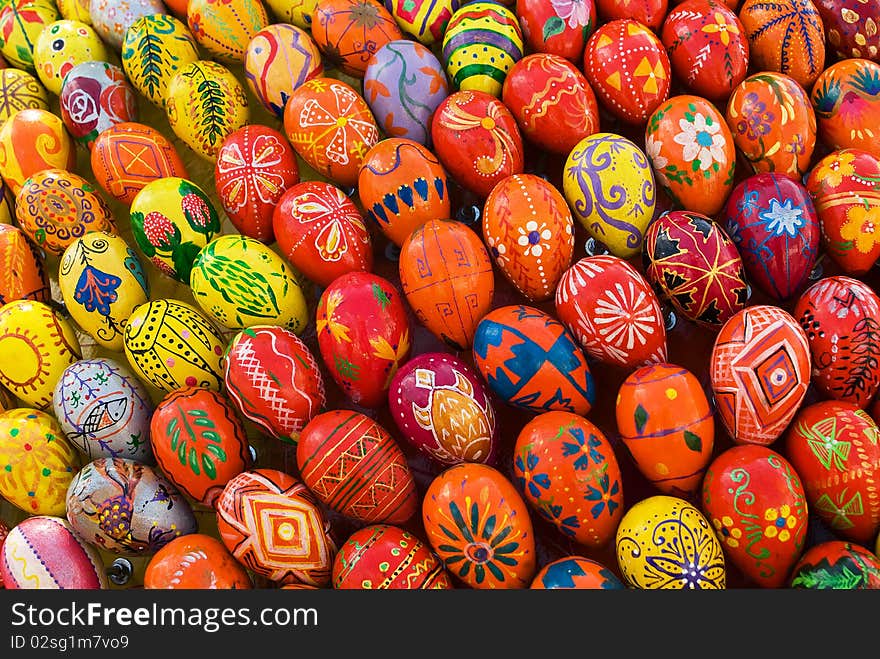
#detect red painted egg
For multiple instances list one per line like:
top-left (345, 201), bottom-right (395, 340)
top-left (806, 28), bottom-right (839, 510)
top-left (811, 59), bottom-right (880, 157)
top-left (814, 0), bottom-right (880, 62)
top-left (596, 0), bottom-right (667, 31)
top-left (794, 276), bottom-right (880, 408)
top-left (144, 533), bottom-right (253, 589)
top-left (273, 180), bottom-right (373, 288)
top-left (701, 445), bottom-right (808, 588)
top-left (0, 223), bottom-right (49, 305)
top-left (789, 540), bottom-right (880, 589)
top-left (297, 410), bottom-right (418, 524)
top-left (316, 272), bottom-right (411, 408)
top-left (515, 0), bottom-right (594, 61)
top-left (530, 556), bottom-right (625, 589)
top-left (642, 210), bottom-right (749, 330)
top-left (215, 124), bottom-right (300, 244)
top-left (399, 218), bottom-right (494, 350)
top-left (711, 305), bottom-right (811, 446)
top-left (785, 400), bottom-right (880, 545)
top-left (430, 89), bottom-right (524, 199)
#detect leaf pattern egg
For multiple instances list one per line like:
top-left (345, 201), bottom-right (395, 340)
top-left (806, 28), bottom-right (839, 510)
top-left (384, 0), bottom-right (460, 45)
top-left (515, 0), bottom-right (594, 62)
top-left (530, 556), bottom-right (625, 590)
top-left (59, 61), bottom-right (138, 150)
top-left (814, 0), bottom-right (880, 62)
top-left (789, 540), bottom-right (880, 589)
top-left (32, 19), bottom-right (109, 96)
top-left (187, 0), bottom-right (269, 63)
top-left (0, 108), bottom-right (74, 198)
top-left (0, 223), bottom-right (50, 305)
top-left (811, 58), bottom-right (880, 157)
top-left (0, 0), bottom-right (59, 72)
top-left (0, 69), bottom-right (49, 121)
top-left (89, 0), bottom-right (165, 50)
top-left (144, 533), bottom-right (253, 589)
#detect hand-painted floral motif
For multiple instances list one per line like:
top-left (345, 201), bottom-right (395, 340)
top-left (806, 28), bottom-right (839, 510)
top-left (811, 59), bottom-right (880, 157)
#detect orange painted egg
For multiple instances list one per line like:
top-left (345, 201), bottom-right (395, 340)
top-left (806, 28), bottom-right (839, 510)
top-left (0, 108), bottom-right (75, 198)
top-left (811, 59), bottom-right (880, 157)
top-left (0, 223), bottom-right (49, 305)
top-left (530, 556), bottom-right (625, 589)
top-left (790, 540), bottom-right (880, 588)
top-left (144, 533), bottom-right (253, 589)
top-left (187, 0), bottom-right (269, 63)
top-left (312, 0), bottom-right (403, 78)
top-left (814, 0), bottom-right (880, 62)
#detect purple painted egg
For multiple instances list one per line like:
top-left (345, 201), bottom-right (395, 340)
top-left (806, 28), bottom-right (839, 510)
top-left (59, 61), bottom-right (138, 150)
top-left (814, 0), bottom-right (880, 62)
top-left (721, 172), bottom-right (819, 301)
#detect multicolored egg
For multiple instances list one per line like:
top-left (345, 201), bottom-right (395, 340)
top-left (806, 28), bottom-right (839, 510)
top-left (515, 0), bottom-right (594, 62)
top-left (0, 108), bottom-right (74, 197)
top-left (530, 556), bottom-right (625, 589)
top-left (32, 19), bottom-right (108, 96)
top-left (312, 0), bottom-right (402, 77)
top-left (384, 0), bottom-right (459, 45)
top-left (814, 0), bottom-right (880, 62)
top-left (0, 68), bottom-right (48, 121)
top-left (811, 59), bottom-right (880, 157)
top-left (89, 0), bottom-right (165, 50)
top-left (789, 540), bottom-right (880, 589)
top-left (0, 223), bottom-right (50, 305)
top-left (144, 533), bottom-right (253, 589)
top-left (59, 61), bottom-right (137, 149)
top-left (0, 0), bottom-right (59, 71)
top-left (187, 0), bottom-right (268, 63)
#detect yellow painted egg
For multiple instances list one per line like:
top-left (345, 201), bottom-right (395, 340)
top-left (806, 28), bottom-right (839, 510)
top-left (0, 69), bottom-right (49, 122)
top-left (165, 60), bottom-right (250, 162)
top-left (123, 298), bottom-right (226, 393)
top-left (0, 0), bottom-right (60, 72)
top-left (56, 0), bottom-right (91, 23)
top-left (33, 20), bottom-right (109, 96)
top-left (0, 300), bottom-right (82, 410)
top-left (0, 108), bottom-right (75, 198)
top-left (58, 232), bottom-right (150, 352)
top-left (187, 0), bottom-right (269, 63)
top-left (0, 408), bottom-right (81, 515)
top-left (264, 0), bottom-right (318, 29)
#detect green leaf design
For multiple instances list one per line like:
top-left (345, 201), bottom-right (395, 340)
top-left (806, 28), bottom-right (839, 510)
top-left (201, 454), bottom-right (216, 479)
top-left (169, 402), bottom-right (229, 480)
top-left (194, 245), bottom-right (281, 322)
top-left (634, 404), bottom-right (649, 434)
top-left (188, 447), bottom-right (200, 475)
top-left (130, 211), bottom-right (156, 258)
top-left (133, 32), bottom-right (165, 100)
top-left (191, 66), bottom-right (229, 148)
top-left (542, 16), bottom-right (565, 41)
top-left (684, 430), bottom-right (702, 452)
top-left (171, 241), bottom-right (203, 284)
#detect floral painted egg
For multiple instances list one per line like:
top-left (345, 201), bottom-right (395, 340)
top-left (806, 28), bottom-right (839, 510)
top-left (596, 0), bottom-right (666, 30)
top-left (711, 305), bottom-right (811, 445)
top-left (121, 14), bottom-right (200, 110)
top-left (0, 0), bottom-right (59, 71)
top-left (645, 95), bottom-right (736, 217)
top-left (312, 0), bottom-right (403, 78)
top-left (0, 300), bottom-right (81, 409)
top-left (389, 352), bottom-right (498, 465)
top-left (333, 524), bottom-right (453, 589)
top-left (583, 19), bottom-right (671, 125)
top-left (384, 0), bottom-right (459, 45)
top-left (789, 540), bottom-right (880, 589)
top-left (721, 172), bottom-right (819, 301)
top-left (57, 0), bottom-right (91, 23)
top-left (90, 122), bottom-right (190, 206)
top-left (358, 138), bottom-right (451, 248)
top-left (59, 61), bottom-right (137, 149)
top-left (0, 223), bottom-right (50, 305)
top-left (265, 0), bottom-right (318, 29)
top-left (58, 232), bottom-right (149, 351)
top-left (702, 445), bottom-right (808, 588)
top-left (423, 462), bottom-right (535, 588)
top-left (0, 516), bottom-right (106, 589)
top-left (297, 410), bottom-right (418, 523)
top-left (738, 0), bottom-right (825, 89)
top-left (616, 494), bottom-right (726, 589)
top-left (501, 53), bottom-right (599, 155)
top-left (794, 276), bottom-right (880, 408)
top-left (66, 457), bottom-right (198, 555)
top-left (363, 39), bottom-right (449, 145)
top-left (316, 272), bottom-right (411, 408)
top-left (483, 173), bottom-right (573, 302)
top-left (89, 0), bottom-right (165, 50)
top-left (643, 210), bottom-right (748, 329)
top-left (806, 148), bottom-right (880, 276)
top-left (32, 20), bottom-right (108, 96)
top-left (52, 357), bottom-right (154, 463)
top-left (563, 133), bottom-right (655, 258)
top-left (224, 326), bottom-right (326, 442)
top-left (150, 387), bottom-right (251, 507)
top-left (129, 177), bottom-right (221, 284)
top-left (785, 400), bottom-right (880, 544)
top-left (514, 411), bottom-right (623, 547)
top-left (0, 408), bottom-right (80, 515)
top-left (811, 59), bottom-right (880, 157)
top-left (814, 0), bottom-right (880, 61)
top-left (0, 68), bottom-right (48, 121)
top-left (725, 72), bottom-right (817, 177)
top-left (124, 298), bottom-right (226, 393)
top-left (515, 0), bottom-right (594, 62)
top-left (187, 0), bottom-right (269, 63)
top-left (283, 77), bottom-right (380, 187)
top-left (441, 1), bottom-right (523, 97)
top-left (144, 533), bottom-right (253, 589)
top-left (165, 60), bottom-right (250, 162)
top-left (216, 469), bottom-right (337, 586)
top-left (273, 181), bottom-right (373, 288)
top-left (616, 363), bottom-right (714, 498)
top-left (556, 255), bottom-right (667, 369)
top-left (473, 305), bottom-right (595, 415)
top-left (0, 108), bottom-right (74, 197)
top-left (530, 556), bottom-right (625, 589)
top-left (244, 23), bottom-right (323, 118)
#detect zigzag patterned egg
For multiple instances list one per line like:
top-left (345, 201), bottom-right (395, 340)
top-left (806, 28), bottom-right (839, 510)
top-left (187, 0), bottom-right (268, 63)
top-left (515, 0), bottom-right (594, 62)
top-left (0, 108), bottom-right (74, 198)
top-left (384, 0), bottom-right (459, 45)
top-left (312, 0), bottom-right (403, 78)
top-left (814, 0), bottom-right (880, 62)
top-left (89, 0), bottom-right (165, 50)
top-left (790, 540), bottom-right (880, 589)
top-left (0, 223), bottom-right (50, 305)
top-left (811, 59), bottom-right (880, 157)
top-left (145, 533), bottom-right (253, 589)
top-left (59, 61), bottom-right (138, 150)
top-left (530, 557), bottom-right (625, 589)
top-left (0, 0), bottom-right (59, 72)
top-left (0, 69), bottom-right (49, 121)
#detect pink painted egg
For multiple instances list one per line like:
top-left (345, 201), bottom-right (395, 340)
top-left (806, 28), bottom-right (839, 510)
top-left (814, 0), bottom-right (880, 62)
top-left (811, 58), bottom-right (880, 157)
top-left (515, 0), bottom-right (594, 62)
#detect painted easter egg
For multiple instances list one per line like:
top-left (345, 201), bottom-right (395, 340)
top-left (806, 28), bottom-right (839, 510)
top-left (583, 18), bottom-right (671, 125)
top-left (738, 0), bottom-right (825, 89)
top-left (0, 0), bottom-right (59, 72)
top-left (423, 462), bottom-right (536, 589)
top-left (643, 210), bottom-right (748, 329)
top-left (150, 387), bottom-right (251, 507)
top-left (129, 177), bottom-right (221, 284)
top-left (811, 59), bottom-right (880, 157)
top-left (265, 0), bottom-right (318, 29)
top-left (224, 325), bottom-right (326, 442)
top-left (616, 363), bottom-right (714, 498)
top-left (244, 23), bottom-right (323, 118)
top-left (596, 0), bottom-right (666, 30)
top-left (216, 469), bottom-right (337, 586)
top-left (358, 138), bottom-right (451, 248)
top-left (57, 0), bottom-right (91, 23)
top-left (297, 410), bottom-right (418, 524)
top-left (89, 0), bottom-right (165, 50)
top-left (66, 457), bottom-right (198, 555)
top-left (483, 173), bottom-right (573, 302)
top-left (316, 272), bottom-right (411, 408)
top-left (214, 125), bottom-right (300, 244)
top-left (0, 108), bottom-right (74, 198)
top-left (33, 20), bottom-right (108, 96)
top-left (389, 352), bottom-right (497, 465)
top-left (530, 556), bottom-right (625, 589)
top-left (59, 61), bottom-right (137, 149)
top-left (123, 298), bottom-right (226, 393)
top-left (0, 408), bottom-right (80, 515)
top-left (789, 540), bottom-right (880, 589)
top-left (363, 39), bottom-right (449, 146)
top-left (785, 400), bottom-right (880, 545)
top-left (721, 172), bottom-right (820, 301)
top-left (187, 0), bottom-right (268, 63)
top-left (144, 533), bottom-right (253, 589)
top-left (90, 122), bottom-right (190, 206)
top-left (165, 60), bottom-right (250, 162)
top-left (701, 445), bottom-right (808, 588)
top-left (515, 0), bottom-right (594, 62)
top-left (52, 357), bottom-right (154, 463)
top-left (794, 276), bottom-right (880, 408)
top-left (711, 304), bottom-right (811, 445)
top-left (332, 524), bottom-right (453, 589)
top-left (273, 180), bottom-right (373, 288)
top-left (0, 223), bottom-right (50, 305)
top-left (473, 305), bottom-right (595, 415)
top-left (514, 411), bottom-right (623, 547)
top-left (0, 516), bottom-right (106, 589)
top-left (312, 0), bottom-right (403, 78)
top-left (431, 90), bottom-right (524, 198)
top-left (725, 72), bottom-right (817, 178)
top-left (814, 0), bottom-right (880, 62)
top-left (0, 300), bottom-right (81, 410)
top-left (0, 68), bottom-right (48, 121)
